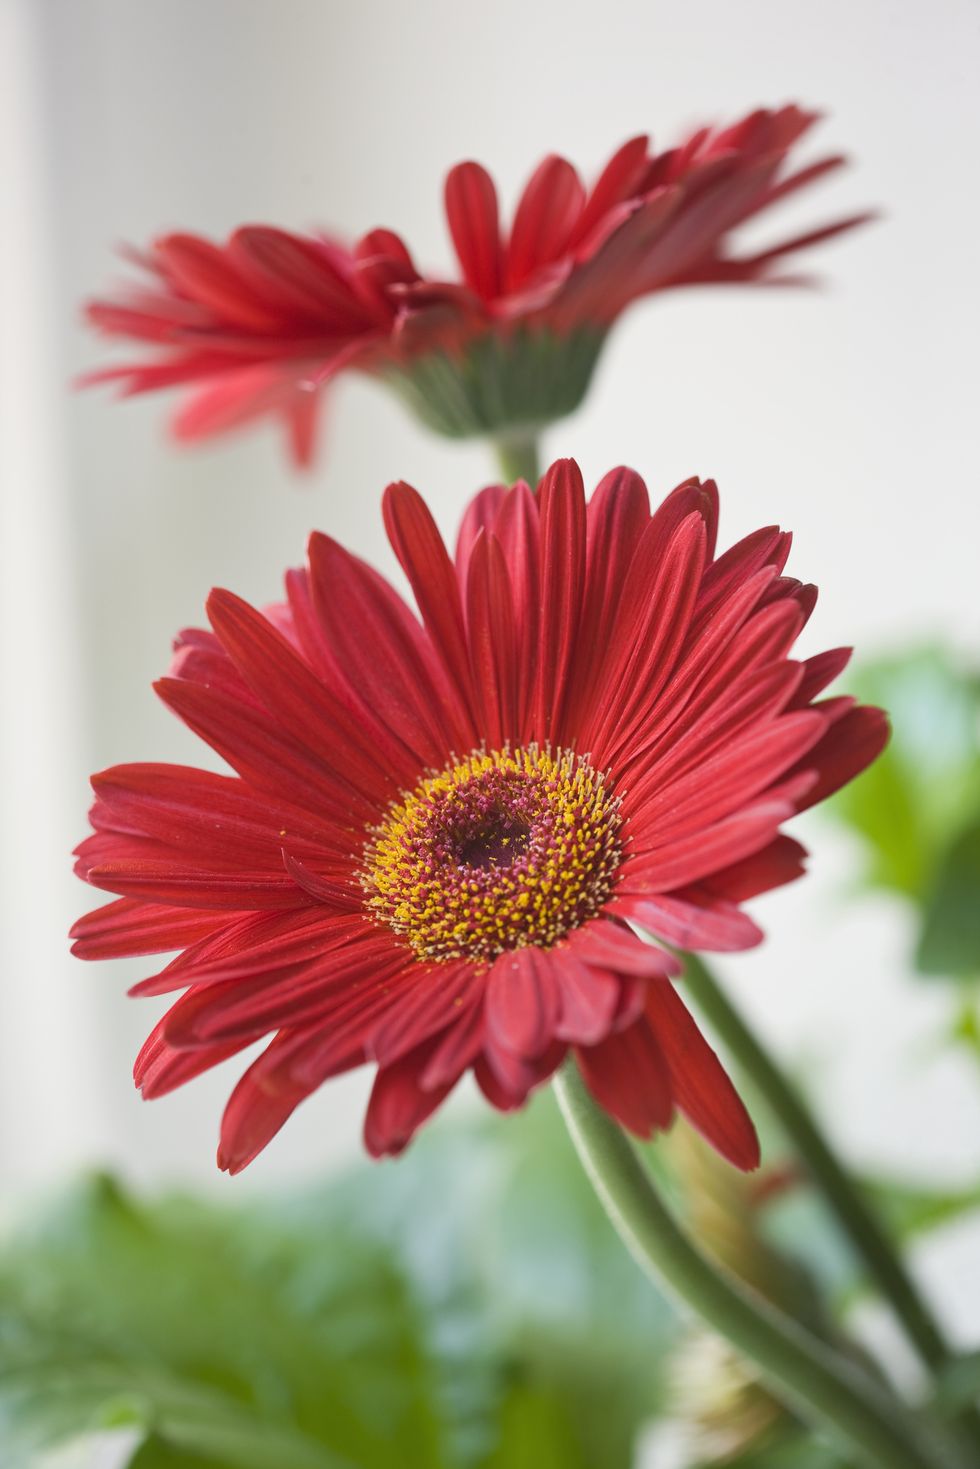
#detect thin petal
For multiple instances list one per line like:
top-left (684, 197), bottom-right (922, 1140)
top-left (622, 799), bottom-right (793, 892)
top-left (456, 483), bottom-right (507, 591)
top-left (486, 947), bottom-right (563, 1059)
top-left (645, 979), bottom-right (759, 1170)
top-left (70, 897), bottom-right (231, 960)
top-left (206, 587), bottom-right (406, 804)
top-left (444, 162), bottom-right (503, 300)
top-left (308, 532), bottom-right (461, 764)
top-left (382, 480), bottom-right (478, 739)
top-left (465, 531), bottom-right (519, 747)
top-left (364, 1043), bottom-right (458, 1157)
top-left (791, 705), bottom-right (889, 811)
top-left (612, 892), bottom-right (764, 952)
top-left (218, 1028), bottom-right (362, 1173)
top-left (584, 511), bottom-right (707, 758)
top-left (552, 956), bottom-right (621, 1045)
top-left (369, 963), bottom-right (483, 1067)
top-left (576, 1020), bottom-right (674, 1136)
top-left (532, 459), bottom-right (587, 742)
top-left (506, 155), bottom-right (585, 287)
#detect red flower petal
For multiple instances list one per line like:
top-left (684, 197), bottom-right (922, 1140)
top-left (532, 459), bottom-right (587, 741)
top-left (368, 963), bottom-right (483, 1068)
top-left (507, 155), bottom-right (585, 288)
top-left (564, 918), bottom-right (680, 978)
top-left (584, 509), bottom-right (707, 757)
top-left (136, 1021), bottom-right (248, 1100)
top-left (218, 1028), bottom-right (363, 1174)
top-left (228, 226), bottom-right (376, 328)
top-left (646, 979), bottom-right (759, 1170)
top-left (486, 947), bottom-right (563, 1060)
top-left (444, 161), bottom-right (503, 300)
top-left (614, 890), bottom-right (765, 953)
top-left (156, 234), bottom-right (287, 332)
top-left (465, 531), bottom-right (519, 748)
top-left (624, 798), bottom-right (793, 892)
top-left (792, 647), bottom-right (852, 707)
top-left (552, 957), bottom-right (621, 1045)
top-left (206, 586), bottom-right (407, 804)
top-left (383, 481), bottom-right (478, 738)
top-left (70, 897), bottom-right (230, 960)
top-left (791, 704), bottom-right (890, 811)
top-left (577, 1019), bottom-right (674, 1137)
top-left (364, 1043), bottom-right (459, 1158)
top-left (705, 834), bottom-right (808, 903)
top-left (573, 135), bottom-right (651, 247)
top-left (308, 532), bottom-right (466, 764)
top-left (154, 676), bottom-right (367, 828)
top-left (456, 482), bottom-right (507, 590)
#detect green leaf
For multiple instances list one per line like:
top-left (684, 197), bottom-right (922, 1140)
top-left (0, 1173), bottom-right (456, 1469)
top-left (916, 815), bottom-right (980, 977)
top-left (948, 1000), bottom-right (980, 1071)
top-left (286, 1093), bottom-right (674, 1468)
top-left (767, 1169), bottom-right (980, 1313)
top-left (829, 647), bottom-right (980, 902)
top-left (863, 1174), bottom-right (980, 1238)
top-left (933, 1349), bottom-right (980, 1414)
top-left (477, 1378), bottom-right (589, 1469)
top-left (705, 1434), bottom-right (853, 1469)
top-left (310, 1090), bottom-right (676, 1352)
top-left (128, 1438), bottom-right (235, 1469)
top-left (0, 1101), bottom-right (677, 1469)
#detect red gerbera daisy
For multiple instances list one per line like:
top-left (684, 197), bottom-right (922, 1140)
top-left (83, 106), bottom-right (872, 467)
top-left (71, 461), bottom-right (887, 1171)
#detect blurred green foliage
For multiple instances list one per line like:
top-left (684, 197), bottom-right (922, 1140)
top-left (2, 1093), bottom-right (978, 1469)
top-left (0, 1096), bottom-right (674, 1469)
top-left (830, 647), bottom-right (980, 982)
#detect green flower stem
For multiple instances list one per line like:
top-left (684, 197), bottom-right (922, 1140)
top-left (494, 432), bottom-right (541, 485)
top-left (554, 1061), bottom-right (940, 1469)
top-left (681, 957), bottom-right (973, 1388)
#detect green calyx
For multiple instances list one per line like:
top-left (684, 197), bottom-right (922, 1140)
top-left (383, 325), bottom-right (607, 443)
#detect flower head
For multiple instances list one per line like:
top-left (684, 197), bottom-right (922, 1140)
top-left (83, 106), bottom-right (871, 466)
top-left (71, 461), bottom-right (887, 1171)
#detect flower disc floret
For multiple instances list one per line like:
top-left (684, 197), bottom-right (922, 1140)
top-left (362, 745), bottom-right (622, 961)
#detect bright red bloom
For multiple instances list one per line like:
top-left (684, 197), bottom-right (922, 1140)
top-left (83, 106), bottom-right (871, 466)
top-left (72, 461), bottom-right (887, 1171)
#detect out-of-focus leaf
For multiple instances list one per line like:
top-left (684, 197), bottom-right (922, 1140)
top-left (0, 1099), bottom-right (676, 1469)
top-left (497, 1327), bottom-right (660, 1468)
top-left (303, 1089), bottom-right (675, 1353)
top-left (766, 1168), bottom-right (980, 1312)
top-left (933, 1349), bottom-right (980, 1414)
top-left (701, 1433), bottom-right (852, 1468)
top-left (863, 1174), bottom-right (980, 1239)
top-left (0, 1173), bottom-right (457, 1469)
top-left (950, 1001), bottom-right (980, 1061)
top-left (479, 1377), bottom-right (589, 1469)
top-left (128, 1439), bottom-right (233, 1469)
top-left (916, 815), bottom-right (980, 978)
top-left (287, 1092), bottom-right (674, 1468)
top-left (829, 648), bottom-right (980, 901)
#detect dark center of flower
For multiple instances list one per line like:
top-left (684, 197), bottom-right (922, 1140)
top-left (361, 746), bottom-right (622, 962)
top-left (455, 816), bottom-right (531, 870)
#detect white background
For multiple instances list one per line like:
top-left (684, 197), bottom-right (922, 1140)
top-left (2, 0), bottom-right (979, 1376)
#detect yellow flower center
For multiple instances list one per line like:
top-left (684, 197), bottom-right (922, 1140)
top-left (361, 746), bottom-right (622, 962)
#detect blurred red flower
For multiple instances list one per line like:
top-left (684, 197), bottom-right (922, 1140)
top-left (72, 462), bottom-right (887, 1170)
top-left (83, 107), bottom-right (871, 466)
